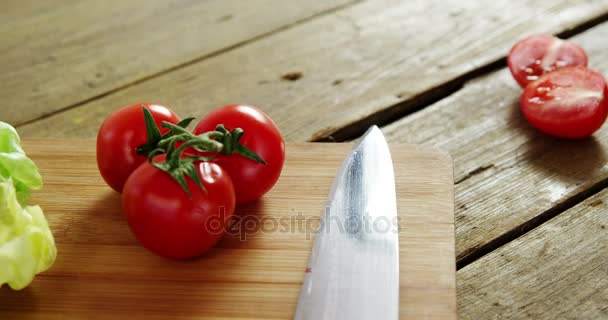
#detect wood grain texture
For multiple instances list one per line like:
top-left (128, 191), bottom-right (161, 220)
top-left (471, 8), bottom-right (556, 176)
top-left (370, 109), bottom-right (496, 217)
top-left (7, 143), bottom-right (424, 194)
top-left (458, 189), bottom-right (608, 320)
top-left (0, 140), bottom-right (455, 319)
top-left (16, 0), bottom-right (608, 140)
top-left (383, 21), bottom-right (608, 263)
top-left (0, 0), bottom-right (353, 126)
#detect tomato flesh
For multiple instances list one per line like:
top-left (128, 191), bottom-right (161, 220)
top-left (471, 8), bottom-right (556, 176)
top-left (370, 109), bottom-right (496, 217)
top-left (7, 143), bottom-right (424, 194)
top-left (122, 159), bottom-right (235, 259)
top-left (96, 103), bottom-right (180, 193)
top-left (193, 105), bottom-right (285, 203)
top-left (508, 34), bottom-right (588, 88)
top-left (520, 67), bottom-right (608, 139)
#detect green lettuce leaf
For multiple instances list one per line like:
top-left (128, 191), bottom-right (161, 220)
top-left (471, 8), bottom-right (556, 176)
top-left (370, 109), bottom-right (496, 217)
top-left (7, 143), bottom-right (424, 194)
top-left (0, 122), bottom-right (42, 205)
top-left (0, 178), bottom-right (56, 289)
top-left (0, 121), bottom-right (55, 290)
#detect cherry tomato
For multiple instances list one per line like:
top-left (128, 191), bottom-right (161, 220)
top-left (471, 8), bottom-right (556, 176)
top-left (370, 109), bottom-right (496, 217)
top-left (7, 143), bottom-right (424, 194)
top-left (122, 158), bottom-right (235, 259)
top-left (193, 105), bottom-right (285, 203)
top-left (520, 67), bottom-right (608, 139)
top-left (508, 34), bottom-right (588, 88)
top-left (96, 103), bottom-right (180, 192)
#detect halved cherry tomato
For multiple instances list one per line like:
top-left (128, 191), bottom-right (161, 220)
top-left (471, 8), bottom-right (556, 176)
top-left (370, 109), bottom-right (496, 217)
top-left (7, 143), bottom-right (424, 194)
top-left (122, 157), bottom-right (235, 259)
top-left (508, 34), bottom-right (588, 88)
top-left (96, 103), bottom-right (180, 192)
top-left (520, 67), bottom-right (608, 139)
top-left (193, 105), bottom-right (285, 203)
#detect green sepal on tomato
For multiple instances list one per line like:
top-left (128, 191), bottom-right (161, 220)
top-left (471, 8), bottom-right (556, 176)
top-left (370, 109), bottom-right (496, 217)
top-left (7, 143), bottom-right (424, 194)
top-left (96, 103), bottom-right (181, 193)
top-left (193, 105), bottom-right (285, 204)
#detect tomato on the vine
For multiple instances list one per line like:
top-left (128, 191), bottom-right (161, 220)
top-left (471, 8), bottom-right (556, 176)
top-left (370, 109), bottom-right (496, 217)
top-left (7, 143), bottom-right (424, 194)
top-left (193, 105), bottom-right (285, 203)
top-left (96, 103), bottom-right (180, 192)
top-left (508, 34), bottom-right (588, 88)
top-left (520, 67), bottom-right (608, 139)
top-left (122, 158), bottom-right (235, 259)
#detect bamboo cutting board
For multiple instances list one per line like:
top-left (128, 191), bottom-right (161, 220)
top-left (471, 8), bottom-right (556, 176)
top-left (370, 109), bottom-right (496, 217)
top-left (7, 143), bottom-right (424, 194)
top-left (0, 140), bottom-right (456, 320)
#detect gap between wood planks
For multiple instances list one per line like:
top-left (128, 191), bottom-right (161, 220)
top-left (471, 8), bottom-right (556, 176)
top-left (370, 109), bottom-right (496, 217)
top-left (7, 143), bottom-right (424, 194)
top-left (456, 177), bottom-right (608, 270)
top-left (13, 0), bottom-right (363, 129)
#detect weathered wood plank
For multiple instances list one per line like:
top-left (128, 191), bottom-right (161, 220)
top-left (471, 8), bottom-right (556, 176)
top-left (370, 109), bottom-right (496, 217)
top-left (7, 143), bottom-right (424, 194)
top-left (382, 20), bottom-right (608, 263)
top-left (16, 0), bottom-right (608, 139)
top-left (458, 188), bottom-right (608, 320)
top-left (0, 0), bottom-right (354, 126)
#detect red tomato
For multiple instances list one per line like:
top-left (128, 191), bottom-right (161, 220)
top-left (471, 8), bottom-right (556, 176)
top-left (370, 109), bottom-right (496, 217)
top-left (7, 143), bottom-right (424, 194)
top-left (122, 159), bottom-right (235, 259)
top-left (508, 34), bottom-right (588, 88)
top-left (193, 105), bottom-right (285, 203)
top-left (96, 103), bottom-right (180, 192)
top-left (520, 67), bottom-right (608, 139)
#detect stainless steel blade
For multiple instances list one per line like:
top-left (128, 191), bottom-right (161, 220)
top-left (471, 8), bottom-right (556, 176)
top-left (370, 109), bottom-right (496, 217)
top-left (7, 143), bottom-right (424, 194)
top-left (295, 126), bottom-right (399, 320)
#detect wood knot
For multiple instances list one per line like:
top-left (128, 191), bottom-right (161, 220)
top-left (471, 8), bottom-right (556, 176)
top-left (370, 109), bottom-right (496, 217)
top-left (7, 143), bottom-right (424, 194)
top-left (281, 71), bottom-right (303, 81)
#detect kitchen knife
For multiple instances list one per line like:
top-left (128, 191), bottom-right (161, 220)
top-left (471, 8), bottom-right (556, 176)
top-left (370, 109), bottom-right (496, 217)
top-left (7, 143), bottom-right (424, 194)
top-left (294, 126), bottom-right (399, 320)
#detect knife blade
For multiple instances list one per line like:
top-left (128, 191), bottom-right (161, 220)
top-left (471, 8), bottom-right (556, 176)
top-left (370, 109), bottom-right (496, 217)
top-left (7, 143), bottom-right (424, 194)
top-left (294, 126), bottom-right (399, 320)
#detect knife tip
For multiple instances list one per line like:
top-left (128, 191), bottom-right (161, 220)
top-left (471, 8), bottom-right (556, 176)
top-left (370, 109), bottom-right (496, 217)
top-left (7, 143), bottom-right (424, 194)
top-left (359, 125), bottom-right (385, 143)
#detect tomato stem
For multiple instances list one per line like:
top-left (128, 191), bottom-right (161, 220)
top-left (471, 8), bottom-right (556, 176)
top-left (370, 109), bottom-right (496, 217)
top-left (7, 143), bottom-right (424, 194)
top-left (214, 124), bottom-right (266, 165)
top-left (137, 108), bottom-right (266, 196)
top-left (136, 106), bottom-right (194, 156)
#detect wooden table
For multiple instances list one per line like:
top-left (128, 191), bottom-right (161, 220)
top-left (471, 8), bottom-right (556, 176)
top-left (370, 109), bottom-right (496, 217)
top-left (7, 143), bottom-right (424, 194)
top-left (2, 1), bottom-right (608, 319)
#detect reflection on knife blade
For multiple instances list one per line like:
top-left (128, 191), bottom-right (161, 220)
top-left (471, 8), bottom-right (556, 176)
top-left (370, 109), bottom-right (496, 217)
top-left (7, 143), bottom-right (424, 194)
top-left (295, 126), bottom-right (399, 320)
